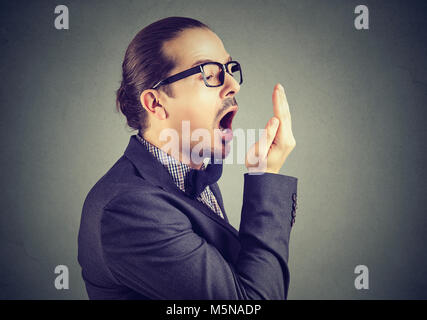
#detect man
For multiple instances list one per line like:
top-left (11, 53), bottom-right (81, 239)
top-left (78, 16), bottom-right (297, 300)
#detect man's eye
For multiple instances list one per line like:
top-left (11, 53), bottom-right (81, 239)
top-left (206, 75), bottom-right (214, 80)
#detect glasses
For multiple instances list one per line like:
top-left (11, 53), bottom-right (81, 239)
top-left (151, 60), bottom-right (243, 89)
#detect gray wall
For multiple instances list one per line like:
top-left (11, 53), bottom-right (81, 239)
top-left (1, 0), bottom-right (426, 299)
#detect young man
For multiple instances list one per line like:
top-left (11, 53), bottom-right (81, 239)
top-left (78, 17), bottom-right (297, 299)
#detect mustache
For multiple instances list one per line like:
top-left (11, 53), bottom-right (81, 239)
top-left (215, 97), bottom-right (238, 121)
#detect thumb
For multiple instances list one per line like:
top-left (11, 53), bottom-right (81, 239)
top-left (246, 116), bottom-right (280, 167)
top-left (258, 116), bottom-right (279, 159)
top-left (266, 116), bottom-right (279, 146)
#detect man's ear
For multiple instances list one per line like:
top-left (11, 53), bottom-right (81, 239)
top-left (139, 89), bottom-right (167, 120)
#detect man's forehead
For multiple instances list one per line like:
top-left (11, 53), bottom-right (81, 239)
top-left (164, 28), bottom-right (230, 69)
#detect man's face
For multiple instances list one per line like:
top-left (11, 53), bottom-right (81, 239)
top-left (159, 27), bottom-right (240, 164)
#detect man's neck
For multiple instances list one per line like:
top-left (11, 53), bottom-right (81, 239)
top-left (140, 130), bottom-right (204, 170)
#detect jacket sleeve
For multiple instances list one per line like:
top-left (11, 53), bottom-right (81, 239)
top-left (101, 172), bottom-right (297, 299)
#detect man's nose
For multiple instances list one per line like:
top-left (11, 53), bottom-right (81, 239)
top-left (220, 71), bottom-right (240, 98)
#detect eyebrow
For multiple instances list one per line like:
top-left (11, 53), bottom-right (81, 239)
top-left (190, 56), bottom-right (232, 68)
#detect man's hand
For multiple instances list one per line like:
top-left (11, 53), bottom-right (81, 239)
top-left (245, 83), bottom-right (296, 174)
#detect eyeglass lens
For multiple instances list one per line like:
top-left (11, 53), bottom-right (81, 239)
top-left (202, 62), bottom-right (241, 86)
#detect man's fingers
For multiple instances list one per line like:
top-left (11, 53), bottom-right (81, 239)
top-left (272, 83), bottom-right (290, 120)
top-left (246, 85), bottom-right (295, 172)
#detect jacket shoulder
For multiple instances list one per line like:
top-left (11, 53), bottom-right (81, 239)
top-left (83, 155), bottom-right (154, 208)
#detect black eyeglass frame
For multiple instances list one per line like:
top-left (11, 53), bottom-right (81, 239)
top-left (151, 60), bottom-right (243, 89)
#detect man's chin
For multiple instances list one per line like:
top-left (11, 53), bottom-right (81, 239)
top-left (211, 142), bottom-right (231, 163)
top-left (193, 141), bottom-right (231, 165)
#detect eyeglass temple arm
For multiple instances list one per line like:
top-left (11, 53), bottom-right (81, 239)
top-left (152, 65), bottom-right (202, 89)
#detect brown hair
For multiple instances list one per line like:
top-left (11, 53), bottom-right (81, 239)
top-left (116, 17), bottom-right (209, 133)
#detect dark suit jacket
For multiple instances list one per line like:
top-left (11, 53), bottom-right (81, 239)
top-left (78, 135), bottom-right (298, 299)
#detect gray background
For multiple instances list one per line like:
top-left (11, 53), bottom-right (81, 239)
top-left (1, 0), bottom-right (426, 299)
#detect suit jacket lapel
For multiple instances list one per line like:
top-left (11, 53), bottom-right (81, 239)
top-left (210, 182), bottom-right (229, 224)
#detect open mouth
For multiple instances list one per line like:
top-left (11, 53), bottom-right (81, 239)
top-left (217, 106), bottom-right (238, 132)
